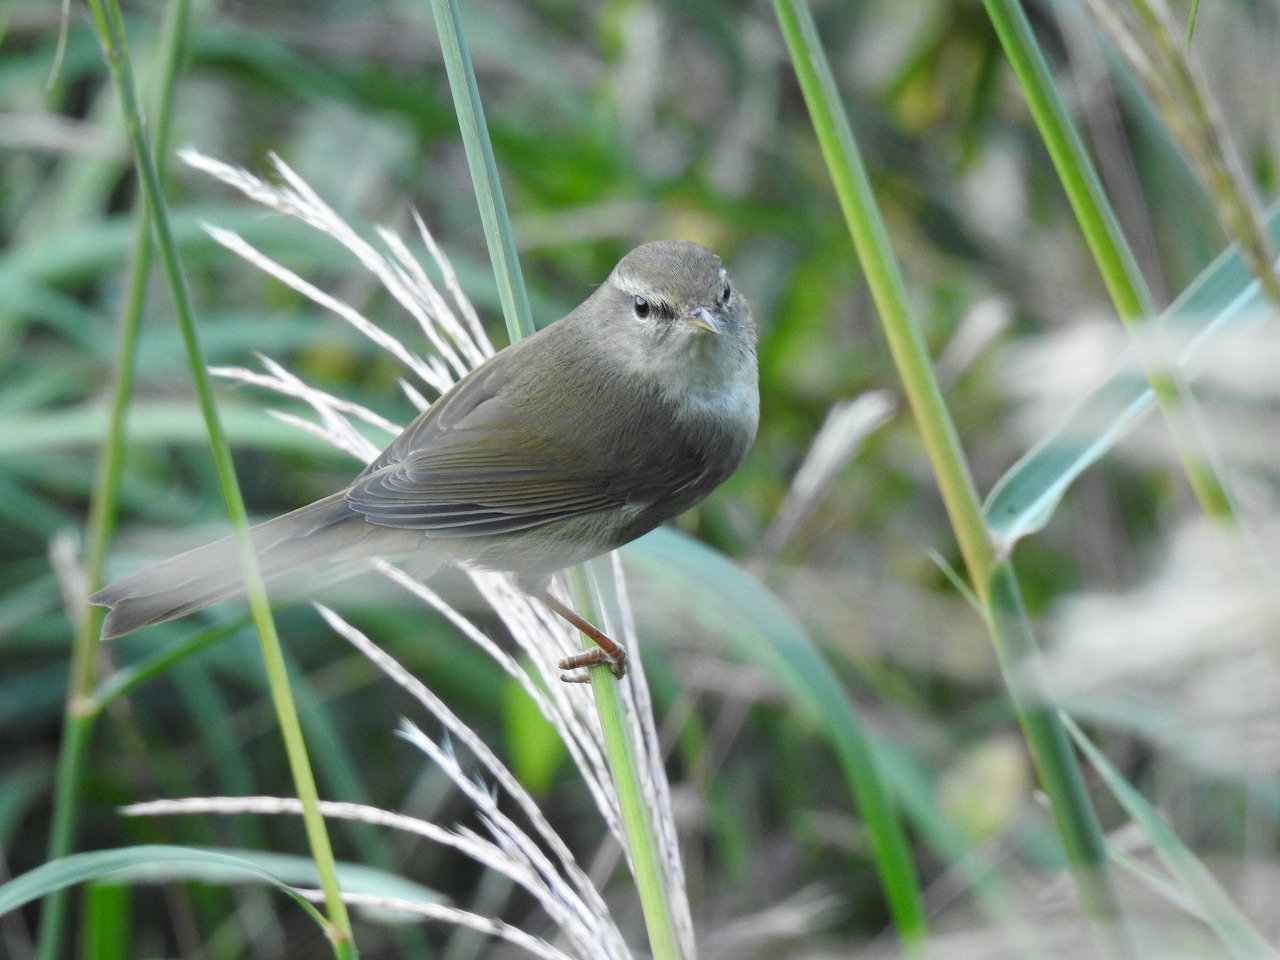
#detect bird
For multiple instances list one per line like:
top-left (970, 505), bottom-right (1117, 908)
top-left (90, 239), bottom-right (759, 680)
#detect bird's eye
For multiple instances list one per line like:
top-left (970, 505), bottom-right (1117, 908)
top-left (633, 296), bottom-right (651, 319)
top-left (720, 283), bottom-right (731, 304)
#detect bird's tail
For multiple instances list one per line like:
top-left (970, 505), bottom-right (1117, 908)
top-left (90, 493), bottom-right (374, 640)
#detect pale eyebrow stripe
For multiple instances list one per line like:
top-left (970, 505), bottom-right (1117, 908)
top-left (611, 268), bottom-right (664, 302)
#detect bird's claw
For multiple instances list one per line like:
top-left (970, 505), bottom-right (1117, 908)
top-left (558, 645), bottom-right (629, 683)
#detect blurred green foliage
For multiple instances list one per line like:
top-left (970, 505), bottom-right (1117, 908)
top-left (3, 0), bottom-right (1279, 956)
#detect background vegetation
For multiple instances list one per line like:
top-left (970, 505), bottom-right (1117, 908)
top-left (3, 0), bottom-right (1279, 956)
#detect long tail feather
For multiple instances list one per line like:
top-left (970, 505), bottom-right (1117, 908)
top-left (90, 493), bottom-right (377, 639)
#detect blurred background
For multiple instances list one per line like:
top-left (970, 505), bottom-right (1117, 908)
top-left (3, 0), bottom-right (1280, 956)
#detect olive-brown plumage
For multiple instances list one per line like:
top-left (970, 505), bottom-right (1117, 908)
top-left (91, 240), bottom-right (759, 659)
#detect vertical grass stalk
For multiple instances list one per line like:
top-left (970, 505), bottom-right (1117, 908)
top-left (1087, 0), bottom-right (1280, 302)
top-left (426, 0), bottom-right (534, 344)
top-left (79, 2), bottom-right (356, 955)
top-left (771, 0), bottom-right (1125, 944)
top-left (38, 3), bottom-right (188, 957)
top-left (982, 0), bottom-right (1235, 526)
top-left (427, 1), bottom-right (686, 955)
top-left (566, 566), bottom-right (684, 960)
top-left (986, 565), bottom-right (1126, 940)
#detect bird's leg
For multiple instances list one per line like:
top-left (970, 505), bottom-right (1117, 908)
top-left (537, 591), bottom-right (629, 682)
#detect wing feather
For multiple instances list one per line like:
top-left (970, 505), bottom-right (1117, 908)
top-left (344, 330), bottom-right (710, 538)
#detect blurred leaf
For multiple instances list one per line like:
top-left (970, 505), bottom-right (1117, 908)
top-left (634, 532), bottom-right (1044, 929)
top-left (934, 734), bottom-right (1030, 844)
top-left (0, 205), bottom-right (351, 289)
top-left (984, 202), bottom-right (1280, 551)
top-left (503, 672), bottom-right (567, 795)
top-left (0, 846), bottom-right (327, 924)
top-left (1066, 717), bottom-right (1274, 959)
top-left (81, 882), bottom-right (131, 960)
top-left (625, 527), bottom-right (925, 920)
top-left (0, 402), bottom-right (347, 457)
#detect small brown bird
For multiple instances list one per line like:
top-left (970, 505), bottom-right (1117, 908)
top-left (90, 240), bottom-right (759, 678)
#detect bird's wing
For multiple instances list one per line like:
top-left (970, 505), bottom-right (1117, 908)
top-left (346, 437), bottom-right (621, 536)
top-left (346, 353), bottom-right (704, 537)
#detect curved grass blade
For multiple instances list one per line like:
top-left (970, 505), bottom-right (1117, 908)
top-left (637, 530), bottom-right (1044, 946)
top-left (0, 846), bottom-right (327, 927)
top-left (625, 528), bottom-right (927, 942)
top-left (0, 402), bottom-right (342, 458)
top-left (984, 203), bottom-right (1280, 552)
top-left (1065, 718), bottom-right (1275, 960)
top-left (107, 846), bottom-right (443, 913)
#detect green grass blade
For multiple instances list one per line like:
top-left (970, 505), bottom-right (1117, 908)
top-left (104, 846), bottom-right (444, 909)
top-left (981, 0), bottom-right (1154, 321)
top-left (426, 0), bottom-right (533, 344)
top-left (81, 882), bottom-right (130, 960)
top-left (1, 846), bottom-right (327, 927)
top-left (2, 401), bottom-right (342, 459)
top-left (986, 564), bottom-right (1121, 931)
top-left (981, 0), bottom-right (1233, 526)
top-left (566, 564), bottom-right (686, 960)
top-left (1065, 717), bottom-right (1275, 959)
top-left (36, 3), bottom-right (190, 955)
top-left (425, 3), bottom-right (687, 955)
top-left (770, 0), bottom-right (1128, 944)
top-left (628, 528), bottom-right (928, 944)
top-left (984, 203), bottom-right (1280, 550)
top-left (91, 623), bottom-right (244, 711)
top-left (78, 2), bottom-right (355, 955)
top-left (770, 0), bottom-right (990, 607)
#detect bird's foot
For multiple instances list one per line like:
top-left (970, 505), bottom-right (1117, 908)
top-left (538, 590), bottom-right (630, 683)
top-left (558, 645), bottom-right (629, 683)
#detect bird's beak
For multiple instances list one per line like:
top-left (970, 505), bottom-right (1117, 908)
top-left (687, 306), bottom-right (722, 335)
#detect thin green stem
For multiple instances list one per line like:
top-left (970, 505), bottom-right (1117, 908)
top-left (984, 0), bottom-right (1151, 321)
top-left (984, 0), bottom-right (1233, 525)
top-left (775, 0), bottom-right (990, 600)
top-left (775, 1), bottom-right (991, 604)
top-left (772, 0), bottom-right (1123, 945)
top-left (1125, 0), bottom-right (1279, 301)
top-left (425, 4), bottom-right (687, 953)
top-left (83, 0), bottom-right (189, 596)
top-left (566, 567), bottom-right (684, 960)
top-left (79, 2), bottom-right (355, 954)
top-left (986, 565), bottom-right (1126, 948)
top-left (35, 710), bottom-right (93, 960)
top-left (38, 2), bottom-right (187, 956)
top-left (427, 0), bottom-right (534, 344)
